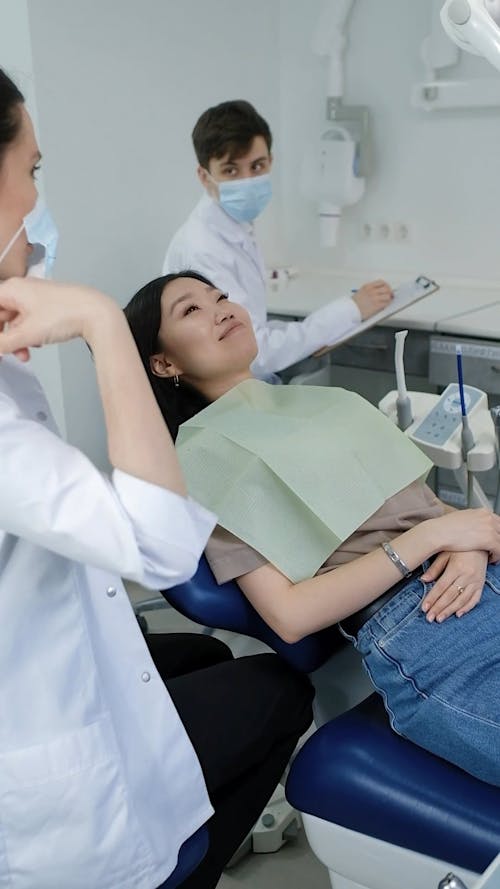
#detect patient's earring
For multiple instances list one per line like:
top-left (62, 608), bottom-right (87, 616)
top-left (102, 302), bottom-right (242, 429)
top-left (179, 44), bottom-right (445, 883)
top-left (173, 374), bottom-right (180, 388)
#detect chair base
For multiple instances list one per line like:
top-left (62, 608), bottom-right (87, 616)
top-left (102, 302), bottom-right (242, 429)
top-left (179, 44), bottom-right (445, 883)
top-left (301, 814), bottom-right (479, 889)
top-left (226, 788), bottom-right (301, 868)
top-left (252, 794), bottom-right (300, 854)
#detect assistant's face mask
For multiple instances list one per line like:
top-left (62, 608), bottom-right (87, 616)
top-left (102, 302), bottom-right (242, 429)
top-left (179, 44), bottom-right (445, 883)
top-left (210, 173), bottom-right (272, 224)
top-left (0, 196), bottom-right (59, 278)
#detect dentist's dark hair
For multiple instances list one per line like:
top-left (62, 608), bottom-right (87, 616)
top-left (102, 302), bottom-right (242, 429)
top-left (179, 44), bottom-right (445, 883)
top-left (192, 100), bottom-right (272, 169)
top-left (0, 69), bottom-right (24, 166)
top-left (124, 271), bottom-right (211, 439)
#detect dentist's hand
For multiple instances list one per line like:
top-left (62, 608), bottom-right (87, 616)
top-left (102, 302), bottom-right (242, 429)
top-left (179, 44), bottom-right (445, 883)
top-left (0, 277), bottom-right (119, 361)
top-left (352, 279), bottom-right (393, 320)
top-left (420, 550), bottom-right (487, 622)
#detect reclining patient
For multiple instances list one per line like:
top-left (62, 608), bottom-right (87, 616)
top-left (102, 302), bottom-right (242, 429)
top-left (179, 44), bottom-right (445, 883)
top-left (125, 270), bottom-right (500, 787)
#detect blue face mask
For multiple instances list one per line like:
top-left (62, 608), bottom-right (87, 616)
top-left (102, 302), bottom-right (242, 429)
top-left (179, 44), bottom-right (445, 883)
top-left (24, 198), bottom-right (59, 278)
top-left (216, 173), bottom-right (272, 223)
top-left (0, 196), bottom-right (59, 278)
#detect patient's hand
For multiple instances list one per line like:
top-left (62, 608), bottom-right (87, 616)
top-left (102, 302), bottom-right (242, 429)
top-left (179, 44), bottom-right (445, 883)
top-left (352, 280), bottom-right (393, 320)
top-left (420, 550), bottom-right (487, 623)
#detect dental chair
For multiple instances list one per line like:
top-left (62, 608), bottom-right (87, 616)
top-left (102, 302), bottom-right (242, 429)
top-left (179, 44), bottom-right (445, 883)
top-left (136, 559), bottom-right (500, 889)
top-left (286, 694), bottom-right (500, 889)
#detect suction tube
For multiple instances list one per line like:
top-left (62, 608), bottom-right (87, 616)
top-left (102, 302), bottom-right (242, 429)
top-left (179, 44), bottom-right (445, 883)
top-left (395, 330), bottom-right (413, 431)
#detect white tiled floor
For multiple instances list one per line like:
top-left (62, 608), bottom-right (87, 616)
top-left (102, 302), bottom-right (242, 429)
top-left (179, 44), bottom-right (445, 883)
top-left (127, 583), bottom-right (332, 887)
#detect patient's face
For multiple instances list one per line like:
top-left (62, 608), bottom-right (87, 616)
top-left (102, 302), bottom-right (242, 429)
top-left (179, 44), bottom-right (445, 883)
top-left (156, 276), bottom-right (257, 384)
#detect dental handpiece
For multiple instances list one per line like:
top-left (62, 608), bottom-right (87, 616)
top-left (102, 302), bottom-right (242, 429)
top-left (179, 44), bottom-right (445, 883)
top-left (456, 345), bottom-right (475, 507)
top-left (456, 345), bottom-right (474, 458)
top-left (490, 405), bottom-right (500, 514)
top-left (394, 330), bottom-right (413, 431)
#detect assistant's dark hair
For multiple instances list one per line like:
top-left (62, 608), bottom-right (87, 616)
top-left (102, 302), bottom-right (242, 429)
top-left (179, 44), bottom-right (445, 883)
top-left (124, 271), bottom-right (212, 440)
top-left (192, 100), bottom-right (272, 169)
top-left (0, 69), bottom-right (24, 167)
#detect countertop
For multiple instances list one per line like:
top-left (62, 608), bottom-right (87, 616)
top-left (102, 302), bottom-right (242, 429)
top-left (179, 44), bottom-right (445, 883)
top-left (267, 271), bottom-right (500, 339)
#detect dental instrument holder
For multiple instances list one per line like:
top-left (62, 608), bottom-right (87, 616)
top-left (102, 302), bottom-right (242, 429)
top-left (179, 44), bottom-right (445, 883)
top-left (379, 386), bottom-right (496, 509)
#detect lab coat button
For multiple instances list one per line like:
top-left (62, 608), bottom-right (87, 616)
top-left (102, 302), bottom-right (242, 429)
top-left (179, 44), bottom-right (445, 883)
top-left (106, 586), bottom-right (117, 597)
top-left (141, 671), bottom-right (151, 683)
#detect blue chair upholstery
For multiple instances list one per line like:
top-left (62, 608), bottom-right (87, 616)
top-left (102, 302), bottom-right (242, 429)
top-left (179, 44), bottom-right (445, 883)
top-left (156, 561), bottom-right (500, 880)
top-left (157, 825), bottom-right (209, 889)
top-left (162, 555), bottom-right (344, 673)
top-left (286, 694), bottom-right (500, 875)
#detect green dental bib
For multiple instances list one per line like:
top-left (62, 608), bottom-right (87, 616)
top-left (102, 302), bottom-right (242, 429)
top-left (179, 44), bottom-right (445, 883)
top-left (177, 380), bottom-right (431, 582)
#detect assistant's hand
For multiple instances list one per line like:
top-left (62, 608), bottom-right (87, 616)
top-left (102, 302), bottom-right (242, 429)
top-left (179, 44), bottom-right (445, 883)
top-left (0, 277), bottom-right (119, 361)
top-left (420, 550), bottom-right (487, 622)
top-left (352, 279), bottom-right (393, 320)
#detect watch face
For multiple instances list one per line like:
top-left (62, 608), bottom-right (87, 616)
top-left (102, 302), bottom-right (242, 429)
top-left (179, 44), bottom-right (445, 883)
top-left (443, 391), bottom-right (470, 414)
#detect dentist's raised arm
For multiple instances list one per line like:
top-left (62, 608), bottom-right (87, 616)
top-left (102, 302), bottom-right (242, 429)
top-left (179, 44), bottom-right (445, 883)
top-left (0, 277), bottom-right (186, 494)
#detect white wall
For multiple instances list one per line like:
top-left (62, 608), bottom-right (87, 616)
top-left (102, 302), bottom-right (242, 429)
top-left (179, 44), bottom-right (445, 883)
top-left (278, 0), bottom-right (500, 283)
top-left (25, 0), bottom-right (281, 467)
top-left (1, 0), bottom-right (66, 433)
top-left (7, 0), bottom-right (500, 465)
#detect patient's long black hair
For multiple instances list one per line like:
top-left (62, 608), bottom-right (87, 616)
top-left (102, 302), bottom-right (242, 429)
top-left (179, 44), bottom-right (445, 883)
top-left (124, 271), bottom-right (212, 439)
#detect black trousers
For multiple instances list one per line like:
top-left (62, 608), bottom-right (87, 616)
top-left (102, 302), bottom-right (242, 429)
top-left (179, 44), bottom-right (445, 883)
top-left (145, 632), bottom-right (314, 889)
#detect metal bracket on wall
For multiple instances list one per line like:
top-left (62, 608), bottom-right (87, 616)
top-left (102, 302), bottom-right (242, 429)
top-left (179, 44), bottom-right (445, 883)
top-left (326, 99), bottom-right (371, 177)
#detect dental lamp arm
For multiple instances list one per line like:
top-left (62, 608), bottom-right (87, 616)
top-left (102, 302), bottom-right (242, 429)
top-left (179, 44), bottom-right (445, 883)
top-left (441, 0), bottom-right (500, 72)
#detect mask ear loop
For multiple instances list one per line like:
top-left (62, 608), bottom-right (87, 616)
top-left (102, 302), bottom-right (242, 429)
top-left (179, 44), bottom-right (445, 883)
top-left (0, 221), bottom-right (25, 266)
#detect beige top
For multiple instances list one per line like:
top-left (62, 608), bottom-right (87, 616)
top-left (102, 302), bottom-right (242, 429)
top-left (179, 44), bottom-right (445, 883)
top-left (205, 481), bottom-right (445, 584)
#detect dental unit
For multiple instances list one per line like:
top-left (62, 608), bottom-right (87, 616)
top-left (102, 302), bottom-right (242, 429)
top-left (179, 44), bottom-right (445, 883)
top-left (380, 333), bottom-right (498, 511)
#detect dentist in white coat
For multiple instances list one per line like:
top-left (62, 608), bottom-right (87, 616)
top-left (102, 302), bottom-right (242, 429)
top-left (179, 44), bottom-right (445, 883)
top-left (0, 71), bottom-right (313, 889)
top-left (163, 100), bottom-right (393, 378)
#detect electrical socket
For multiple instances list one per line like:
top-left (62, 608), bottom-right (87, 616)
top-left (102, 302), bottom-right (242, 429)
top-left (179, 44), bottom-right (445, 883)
top-left (359, 221), bottom-right (411, 244)
top-left (393, 222), bottom-right (411, 243)
top-left (360, 221), bottom-right (373, 241)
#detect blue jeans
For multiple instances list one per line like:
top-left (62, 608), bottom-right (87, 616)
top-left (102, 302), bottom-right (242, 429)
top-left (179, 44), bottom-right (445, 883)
top-left (343, 562), bottom-right (500, 786)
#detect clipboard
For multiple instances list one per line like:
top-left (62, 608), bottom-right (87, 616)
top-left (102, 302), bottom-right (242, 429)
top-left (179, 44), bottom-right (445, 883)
top-left (313, 274), bottom-right (439, 357)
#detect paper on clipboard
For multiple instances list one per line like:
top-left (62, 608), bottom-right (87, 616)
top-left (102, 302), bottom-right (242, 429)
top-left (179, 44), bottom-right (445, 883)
top-left (314, 274), bottom-right (439, 356)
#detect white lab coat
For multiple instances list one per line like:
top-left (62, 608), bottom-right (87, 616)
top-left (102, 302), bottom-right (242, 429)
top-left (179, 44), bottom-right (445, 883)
top-left (163, 194), bottom-right (361, 377)
top-left (0, 355), bottom-right (216, 889)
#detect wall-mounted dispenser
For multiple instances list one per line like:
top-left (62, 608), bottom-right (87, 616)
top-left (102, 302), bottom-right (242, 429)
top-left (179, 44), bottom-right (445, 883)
top-left (301, 122), bottom-right (366, 247)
